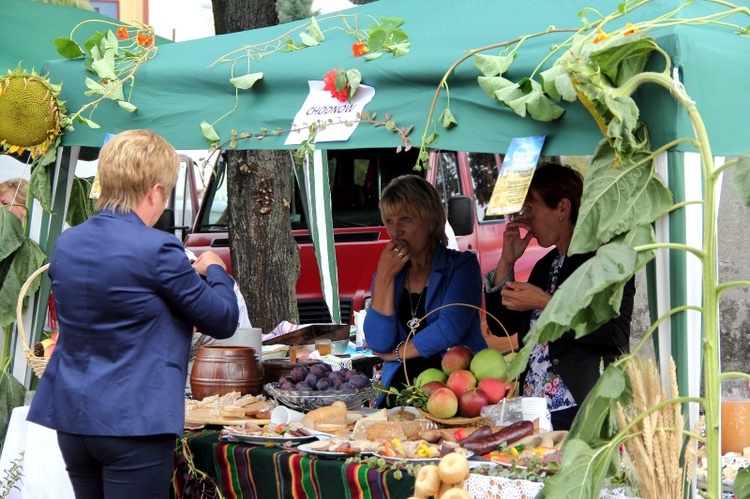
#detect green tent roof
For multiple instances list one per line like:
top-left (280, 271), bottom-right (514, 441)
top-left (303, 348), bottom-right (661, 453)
top-left (43, 0), bottom-right (750, 156)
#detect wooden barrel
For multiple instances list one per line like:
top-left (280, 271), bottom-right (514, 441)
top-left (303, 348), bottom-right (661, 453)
top-left (190, 346), bottom-right (263, 399)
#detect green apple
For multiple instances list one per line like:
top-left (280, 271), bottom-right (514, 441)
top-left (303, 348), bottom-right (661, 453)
top-left (414, 367), bottom-right (448, 387)
top-left (469, 348), bottom-right (507, 381)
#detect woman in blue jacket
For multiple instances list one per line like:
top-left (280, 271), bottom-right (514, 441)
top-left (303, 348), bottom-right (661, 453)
top-left (364, 175), bottom-right (486, 407)
top-left (27, 130), bottom-right (239, 498)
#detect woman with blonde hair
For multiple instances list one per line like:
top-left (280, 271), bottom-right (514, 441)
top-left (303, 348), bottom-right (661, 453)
top-left (0, 177), bottom-right (28, 221)
top-left (28, 129), bottom-right (239, 498)
top-left (365, 174), bottom-right (486, 407)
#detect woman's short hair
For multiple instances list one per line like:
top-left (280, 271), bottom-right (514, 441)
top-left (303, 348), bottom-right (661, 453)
top-left (380, 174), bottom-right (448, 246)
top-left (96, 129), bottom-right (180, 212)
top-left (0, 177), bottom-right (28, 205)
top-left (530, 163), bottom-right (584, 224)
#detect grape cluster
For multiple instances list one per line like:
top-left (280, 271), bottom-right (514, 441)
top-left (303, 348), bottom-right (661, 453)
top-left (277, 364), bottom-right (372, 392)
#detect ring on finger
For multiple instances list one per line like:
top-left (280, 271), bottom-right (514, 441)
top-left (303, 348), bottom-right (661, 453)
top-left (393, 247), bottom-right (400, 253)
top-left (398, 251), bottom-right (404, 257)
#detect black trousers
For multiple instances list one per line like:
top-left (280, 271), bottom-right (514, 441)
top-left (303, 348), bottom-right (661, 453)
top-left (57, 431), bottom-right (176, 499)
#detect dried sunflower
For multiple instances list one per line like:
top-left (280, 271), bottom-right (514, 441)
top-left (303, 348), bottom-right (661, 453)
top-left (0, 67), bottom-right (68, 158)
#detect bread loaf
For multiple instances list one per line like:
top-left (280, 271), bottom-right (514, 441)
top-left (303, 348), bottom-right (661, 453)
top-left (301, 401), bottom-right (347, 430)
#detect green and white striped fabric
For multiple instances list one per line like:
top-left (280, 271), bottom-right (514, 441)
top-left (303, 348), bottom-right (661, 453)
top-left (293, 149), bottom-right (341, 324)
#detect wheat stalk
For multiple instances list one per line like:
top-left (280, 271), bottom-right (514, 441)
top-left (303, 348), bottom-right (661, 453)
top-left (618, 357), bottom-right (698, 499)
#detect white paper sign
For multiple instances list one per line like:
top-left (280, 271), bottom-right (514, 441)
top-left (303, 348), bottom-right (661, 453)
top-left (284, 81), bottom-right (376, 145)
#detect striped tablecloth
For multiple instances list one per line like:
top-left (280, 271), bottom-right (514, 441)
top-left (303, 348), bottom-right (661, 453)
top-left (174, 431), bottom-right (415, 499)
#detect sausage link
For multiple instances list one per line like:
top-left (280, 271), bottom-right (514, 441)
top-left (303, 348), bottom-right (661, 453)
top-left (460, 420), bottom-right (534, 456)
top-left (457, 425), bottom-right (492, 446)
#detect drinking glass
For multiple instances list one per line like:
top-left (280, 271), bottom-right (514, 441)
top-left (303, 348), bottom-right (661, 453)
top-left (315, 339), bottom-right (331, 356)
top-left (721, 377), bottom-right (750, 454)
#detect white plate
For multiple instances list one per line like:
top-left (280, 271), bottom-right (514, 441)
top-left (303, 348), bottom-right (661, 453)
top-left (372, 451), bottom-right (473, 465)
top-left (297, 443), bottom-right (369, 458)
top-left (231, 433), bottom-right (318, 445)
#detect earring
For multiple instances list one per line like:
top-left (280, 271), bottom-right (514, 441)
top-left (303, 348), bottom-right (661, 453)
top-left (559, 216), bottom-right (564, 222)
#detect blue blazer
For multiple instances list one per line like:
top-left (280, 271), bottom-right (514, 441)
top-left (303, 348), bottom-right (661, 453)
top-left (27, 210), bottom-right (239, 437)
top-left (364, 245), bottom-right (486, 403)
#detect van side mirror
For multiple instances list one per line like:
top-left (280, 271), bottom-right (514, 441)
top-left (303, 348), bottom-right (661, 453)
top-left (447, 196), bottom-right (474, 236)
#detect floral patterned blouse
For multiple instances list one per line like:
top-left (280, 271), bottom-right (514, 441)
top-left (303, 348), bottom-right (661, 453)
top-left (522, 254), bottom-right (577, 412)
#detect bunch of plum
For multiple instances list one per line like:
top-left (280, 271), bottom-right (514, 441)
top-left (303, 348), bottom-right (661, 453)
top-left (277, 363), bottom-right (372, 392)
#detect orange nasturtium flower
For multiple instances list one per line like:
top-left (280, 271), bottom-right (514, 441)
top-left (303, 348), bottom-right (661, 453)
top-left (323, 68), bottom-right (349, 102)
top-left (116, 27), bottom-right (129, 40)
top-left (352, 42), bottom-right (369, 57)
top-left (136, 33), bottom-right (154, 46)
top-left (624, 23), bottom-right (640, 36)
top-left (594, 25), bottom-right (610, 43)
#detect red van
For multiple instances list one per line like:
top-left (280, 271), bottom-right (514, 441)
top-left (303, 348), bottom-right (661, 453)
top-left (184, 148), bottom-right (547, 327)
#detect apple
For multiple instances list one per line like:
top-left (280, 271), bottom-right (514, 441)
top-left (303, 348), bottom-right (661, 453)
top-left (40, 338), bottom-right (56, 358)
top-left (441, 345), bottom-right (473, 375)
top-left (426, 387), bottom-right (459, 419)
top-left (49, 331), bottom-right (59, 342)
top-left (446, 369), bottom-right (477, 399)
top-left (477, 377), bottom-right (507, 404)
top-left (414, 367), bottom-right (448, 387)
top-left (458, 388), bottom-right (490, 418)
top-left (420, 380), bottom-right (448, 396)
top-left (469, 347), bottom-right (507, 381)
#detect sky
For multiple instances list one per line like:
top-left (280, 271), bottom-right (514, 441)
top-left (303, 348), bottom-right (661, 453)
top-left (149, 0), bottom-right (355, 42)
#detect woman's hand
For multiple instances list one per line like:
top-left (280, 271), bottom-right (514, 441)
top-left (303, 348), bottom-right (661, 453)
top-left (376, 239), bottom-right (409, 279)
top-left (500, 281), bottom-right (550, 311)
top-left (192, 251), bottom-right (227, 275)
top-left (500, 220), bottom-right (534, 266)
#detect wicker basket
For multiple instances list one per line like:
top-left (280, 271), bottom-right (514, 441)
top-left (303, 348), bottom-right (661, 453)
top-left (17, 264), bottom-right (50, 378)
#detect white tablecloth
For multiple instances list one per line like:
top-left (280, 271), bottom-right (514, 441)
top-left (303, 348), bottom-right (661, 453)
top-left (0, 406), bottom-right (74, 499)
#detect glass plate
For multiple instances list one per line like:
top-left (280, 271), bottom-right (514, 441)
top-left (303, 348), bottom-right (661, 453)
top-left (264, 382), bottom-right (377, 411)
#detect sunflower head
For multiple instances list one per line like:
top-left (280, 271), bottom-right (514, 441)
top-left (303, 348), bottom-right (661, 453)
top-left (0, 67), bottom-right (68, 158)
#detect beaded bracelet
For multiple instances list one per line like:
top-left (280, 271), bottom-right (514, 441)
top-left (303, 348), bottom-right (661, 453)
top-left (394, 340), bottom-right (406, 363)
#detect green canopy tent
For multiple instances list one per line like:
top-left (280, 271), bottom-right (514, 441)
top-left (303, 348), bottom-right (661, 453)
top-left (34, 0), bottom-right (750, 434)
top-left (0, 0), bottom-right (173, 385)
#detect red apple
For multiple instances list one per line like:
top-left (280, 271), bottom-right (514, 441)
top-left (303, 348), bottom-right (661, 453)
top-left (49, 331), bottom-right (59, 342)
top-left (420, 380), bottom-right (448, 396)
top-left (458, 388), bottom-right (490, 418)
top-left (41, 338), bottom-right (56, 358)
top-left (477, 377), bottom-right (507, 404)
top-left (441, 345), bottom-right (473, 375)
top-left (446, 369), bottom-right (477, 399)
top-left (426, 387), bottom-right (459, 419)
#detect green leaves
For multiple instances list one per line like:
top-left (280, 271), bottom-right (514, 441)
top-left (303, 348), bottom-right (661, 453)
top-left (478, 75), bottom-right (565, 122)
top-left (570, 140), bottom-right (672, 255)
top-left (507, 243), bottom-right (636, 380)
top-left (589, 36), bottom-right (656, 87)
top-left (54, 37), bottom-right (85, 59)
top-left (541, 438), bottom-right (620, 499)
top-left (0, 238), bottom-right (46, 329)
top-left (732, 152), bottom-right (750, 207)
top-left (200, 121), bottom-right (221, 146)
top-left (474, 52), bottom-right (516, 77)
top-left (0, 370), bottom-right (25, 448)
top-left (735, 467), bottom-right (750, 499)
top-left (66, 176), bottom-right (97, 227)
top-left (230, 72), bottom-right (264, 90)
top-left (366, 17), bottom-right (409, 57)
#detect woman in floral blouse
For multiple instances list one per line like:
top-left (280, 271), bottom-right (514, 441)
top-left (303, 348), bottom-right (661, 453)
top-left (484, 163), bottom-right (634, 430)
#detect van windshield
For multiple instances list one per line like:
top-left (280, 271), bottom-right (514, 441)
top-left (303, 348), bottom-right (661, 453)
top-left (195, 148), bottom-right (421, 232)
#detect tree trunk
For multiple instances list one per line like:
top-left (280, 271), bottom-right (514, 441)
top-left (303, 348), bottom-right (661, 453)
top-left (211, 0), bottom-right (300, 332)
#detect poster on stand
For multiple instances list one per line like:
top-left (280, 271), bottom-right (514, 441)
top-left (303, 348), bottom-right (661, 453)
top-left (486, 135), bottom-right (546, 216)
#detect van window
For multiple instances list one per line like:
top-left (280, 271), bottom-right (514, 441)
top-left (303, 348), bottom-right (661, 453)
top-left (434, 151), bottom-right (462, 212)
top-left (467, 152), bottom-right (506, 223)
top-left (195, 148), bottom-right (421, 233)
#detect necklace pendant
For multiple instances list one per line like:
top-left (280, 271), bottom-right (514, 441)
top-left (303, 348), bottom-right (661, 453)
top-left (407, 317), bottom-right (420, 329)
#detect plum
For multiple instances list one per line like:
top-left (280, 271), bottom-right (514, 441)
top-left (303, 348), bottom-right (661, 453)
top-left (280, 381), bottom-right (295, 391)
top-left (333, 379), bottom-right (345, 390)
top-left (295, 382), bottom-right (313, 391)
top-left (339, 382), bottom-right (355, 391)
top-left (309, 364), bottom-right (326, 377)
top-left (344, 370), bottom-right (355, 381)
top-left (304, 373), bottom-right (319, 387)
top-left (327, 371), bottom-right (344, 382)
top-left (315, 378), bottom-right (333, 391)
top-left (320, 363), bottom-right (333, 373)
top-left (348, 374), bottom-right (369, 389)
top-left (289, 366), bottom-right (309, 383)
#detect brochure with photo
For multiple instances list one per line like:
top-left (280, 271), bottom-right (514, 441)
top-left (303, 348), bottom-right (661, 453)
top-left (486, 135), bottom-right (546, 216)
